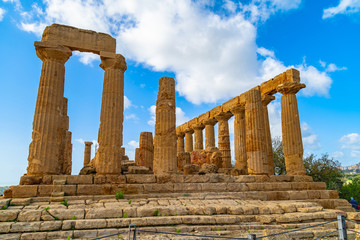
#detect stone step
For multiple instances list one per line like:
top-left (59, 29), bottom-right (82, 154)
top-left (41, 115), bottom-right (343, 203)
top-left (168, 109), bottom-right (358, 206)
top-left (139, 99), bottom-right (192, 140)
top-left (0, 222), bottom-right (354, 240)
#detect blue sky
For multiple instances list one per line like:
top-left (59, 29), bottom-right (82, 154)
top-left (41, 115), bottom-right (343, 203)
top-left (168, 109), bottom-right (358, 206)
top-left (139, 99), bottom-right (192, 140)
top-left (0, 0), bottom-right (359, 185)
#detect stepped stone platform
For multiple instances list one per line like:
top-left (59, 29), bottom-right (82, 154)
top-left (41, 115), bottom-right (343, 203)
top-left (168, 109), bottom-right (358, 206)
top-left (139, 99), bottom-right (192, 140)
top-left (1, 173), bottom-right (358, 239)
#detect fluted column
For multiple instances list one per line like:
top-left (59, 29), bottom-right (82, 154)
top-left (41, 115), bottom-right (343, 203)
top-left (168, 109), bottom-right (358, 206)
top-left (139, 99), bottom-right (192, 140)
top-left (277, 82), bottom-right (306, 175)
top-left (138, 132), bottom-right (154, 170)
top-left (153, 77), bottom-right (177, 174)
top-left (27, 42), bottom-right (72, 176)
top-left (193, 123), bottom-right (205, 152)
top-left (215, 112), bottom-right (233, 168)
top-left (83, 141), bottom-right (93, 167)
top-left (177, 132), bottom-right (185, 156)
top-left (203, 118), bottom-right (217, 151)
top-left (184, 128), bottom-right (194, 153)
top-left (230, 105), bottom-right (247, 173)
top-left (262, 95), bottom-right (275, 175)
top-left (95, 54), bottom-right (127, 175)
top-left (245, 87), bottom-right (269, 175)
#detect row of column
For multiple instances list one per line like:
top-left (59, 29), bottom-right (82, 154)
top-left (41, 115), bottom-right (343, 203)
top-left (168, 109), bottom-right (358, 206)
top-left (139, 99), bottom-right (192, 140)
top-left (177, 84), bottom-right (305, 175)
top-left (27, 42), bottom-right (126, 176)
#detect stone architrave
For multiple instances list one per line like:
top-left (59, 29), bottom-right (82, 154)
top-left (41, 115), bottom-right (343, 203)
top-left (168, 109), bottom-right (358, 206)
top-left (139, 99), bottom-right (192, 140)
top-left (203, 118), bottom-right (217, 151)
top-left (184, 128), bottom-right (194, 153)
top-left (153, 77), bottom-right (177, 174)
top-left (215, 112), bottom-right (233, 168)
top-left (262, 95), bottom-right (276, 175)
top-left (177, 132), bottom-right (185, 156)
top-left (95, 54), bottom-right (127, 175)
top-left (27, 42), bottom-right (72, 176)
top-left (277, 82), bottom-right (306, 176)
top-left (193, 123), bottom-right (205, 152)
top-left (230, 105), bottom-right (247, 173)
top-left (138, 132), bottom-right (154, 170)
top-left (83, 141), bottom-right (93, 167)
top-left (245, 87), bottom-right (269, 175)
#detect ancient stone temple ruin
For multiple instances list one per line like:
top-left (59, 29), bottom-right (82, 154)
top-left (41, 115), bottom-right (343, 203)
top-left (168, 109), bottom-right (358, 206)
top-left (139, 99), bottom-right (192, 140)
top-left (1, 24), bottom-right (358, 239)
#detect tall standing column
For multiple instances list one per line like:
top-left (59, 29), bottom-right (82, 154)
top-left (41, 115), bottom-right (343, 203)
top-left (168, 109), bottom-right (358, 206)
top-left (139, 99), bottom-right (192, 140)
top-left (153, 77), bottom-right (177, 174)
top-left (184, 128), bottom-right (194, 153)
top-left (245, 87), bottom-right (269, 175)
top-left (83, 141), bottom-right (93, 167)
top-left (177, 132), bottom-right (185, 156)
top-left (262, 95), bottom-right (275, 175)
top-left (230, 105), bottom-right (247, 173)
top-left (215, 112), bottom-right (233, 168)
top-left (138, 132), bottom-right (154, 170)
top-left (193, 123), bottom-right (205, 152)
top-left (203, 118), bottom-right (217, 151)
top-left (27, 42), bottom-right (72, 176)
top-left (277, 82), bottom-right (306, 175)
top-left (95, 54), bottom-right (127, 175)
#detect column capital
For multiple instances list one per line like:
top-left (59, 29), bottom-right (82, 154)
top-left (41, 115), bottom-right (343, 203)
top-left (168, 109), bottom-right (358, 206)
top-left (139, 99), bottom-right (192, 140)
top-left (203, 118), bottom-right (217, 126)
top-left (192, 123), bottom-right (205, 130)
top-left (184, 128), bottom-right (194, 134)
top-left (276, 82), bottom-right (305, 95)
top-left (35, 42), bottom-right (72, 63)
top-left (176, 132), bottom-right (185, 138)
top-left (261, 95), bottom-right (275, 106)
top-left (84, 141), bottom-right (93, 146)
top-left (215, 112), bottom-right (233, 121)
top-left (230, 105), bottom-right (245, 115)
top-left (100, 54), bottom-right (127, 71)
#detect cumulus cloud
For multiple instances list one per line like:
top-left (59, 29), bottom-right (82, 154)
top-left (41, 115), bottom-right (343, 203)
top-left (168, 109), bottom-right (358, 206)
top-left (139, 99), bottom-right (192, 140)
top-left (267, 97), bottom-right (282, 138)
top-left (301, 122), bottom-right (321, 150)
top-left (323, 0), bottom-right (360, 19)
top-left (124, 96), bottom-right (132, 110)
top-left (0, 8), bottom-right (5, 21)
top-left (330, 151), bottom-right (344, 160)
top-left (125, 140), bottom-right (139, 160)
top-left (73, 51), bottom-right (100, 66)
top-left (147, 105), bottom-right (156, 126)
top-left (125, 114), bottom-right (138, 121)
top-left (14, 0), bottom-right (336, 104)
top-left (340, 133), bottom-right (360, 150)
top-left (148, 105), bottom-right (189, 126)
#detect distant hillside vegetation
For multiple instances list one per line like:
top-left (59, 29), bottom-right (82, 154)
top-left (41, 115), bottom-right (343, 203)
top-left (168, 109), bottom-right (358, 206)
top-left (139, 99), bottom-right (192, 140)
top-left (0, 186), bottom-right (10, 195)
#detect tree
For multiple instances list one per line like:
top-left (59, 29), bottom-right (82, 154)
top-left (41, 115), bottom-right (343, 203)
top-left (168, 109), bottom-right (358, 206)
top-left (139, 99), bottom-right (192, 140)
top-left (339, 177), bottom-right (360, 204)
top-left (272, 138), bottom-right (342, 190)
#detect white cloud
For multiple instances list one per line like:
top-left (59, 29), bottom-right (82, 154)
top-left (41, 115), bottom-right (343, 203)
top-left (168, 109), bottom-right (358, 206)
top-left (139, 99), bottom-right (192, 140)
top-left (148, 105), bottom-right (189, 126)
top-left (147, 105), bottom-right (156, 126)
top-left (0, 8), bottom-right (5, 21)
top-left (323, 0), bottom-right (360, 19)
top-left (326, 63), bottom-right (347, 72)
top-left (330, 151), bottom-right (344, 160)
top-left (301, 122), bottom-right (321, 150)
top-left (267, 97), bottom-right (282, 138)
top-left (350, 150), bottom-right (360, 158)
top-left (75, 138), bottom-right (84, 144)
top-left (340, 133), bottom-right (360, 150)
top-left (73, 51), bottom-right (99, 66)
top-left (124, 96), bottom-right (132, 110)
top-left (257, 47), bottom-right (275, 58)
top-left (125, 140), bottom-right (139, 160)
top-left (125, 114), bottom-right (138, 121)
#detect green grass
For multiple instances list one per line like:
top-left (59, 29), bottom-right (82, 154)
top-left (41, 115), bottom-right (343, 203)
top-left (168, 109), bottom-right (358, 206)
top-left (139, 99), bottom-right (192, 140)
top-left (153, 209), bottom-right (160, 216)
top-left (60, 199), bottom-right (68, 207)
top-left (116, 191), bottom-right (124, 200)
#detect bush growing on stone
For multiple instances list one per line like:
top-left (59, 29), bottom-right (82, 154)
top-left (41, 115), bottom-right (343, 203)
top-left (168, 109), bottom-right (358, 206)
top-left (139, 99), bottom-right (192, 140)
top-left (123, 212), bottom-right (128, 218)
top-left (61, 199), bottom-right (68, 207)
top-left (116, 191), bottom-right (124, 200)
top-left (153, 209), bottom-right (160, 216)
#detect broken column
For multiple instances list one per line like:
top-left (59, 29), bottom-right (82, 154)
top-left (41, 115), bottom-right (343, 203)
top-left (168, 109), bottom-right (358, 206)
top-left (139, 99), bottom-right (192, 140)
top-left (177, 131), bottom-right (185, 155)
top-left (245, 87), bottom-right (269, 175)
top-left (184, 128), bottom-right (194, 153)
top-left (215, 112), bottom-right (233, 168)
top-left (83, 141), bottom-right (93, 167)
top-left (153, 77), bottom-right (177, 174)
top-left (59, 97), bottom-right (72, 175)
top-left (27, 42), bottom-right (72, 175)
top-left (230, 105), bottom-right (247, 173)
top-left (95, 53), bottom-right (127, 175)
top-left (138, 132), bottom-right (154, 170)
top-left (193, 123), bottom-right (205, 152)
top-left (277, 82), bottom-right (306, 175)
top-left (262, 95), bottom-right (275, 175)
top-left (203, 118), bottom-right (217, 151)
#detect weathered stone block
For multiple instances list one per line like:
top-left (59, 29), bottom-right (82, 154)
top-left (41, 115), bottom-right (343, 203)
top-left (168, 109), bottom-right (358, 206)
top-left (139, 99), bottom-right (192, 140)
top-left (10, 198), bottom-right (31, 206)
top-left (47, 230), bottom-right (73, 239)
top-left (266, 191), bottom-right (290, 201)
top-left (0, 222), bottom-right (12, 233)
top-left (39, 221), bottom-right (62, 231)
top-left (126, 174), bottom-right (156, 184)
top-left (19, 175), bottom-right (42, 185)
top-left (75, 219), bottom-right (107, 229)
top-left (307, 182), bottom-right (326, 190)
top-left (21, 232), bottom-right (47, 240)
top-left (293, 175), bottom-right (313, 182)
top-left (17, 210), bottom-right (41, 222)
top-left (307, 190), bottom-right (321, 199)
top-left (85, 208), bottom-right (122, 219)
top-left (41, 175), bottom-right (52, 185)
top-left (143, 183), bottom-right (174, 193)
top-left (10, 222), bottom-right (40, 232)
top-left (289, 191), bottom-right (308, 200)
top-left (106, 218), bottom-right (131, 228)
top-left (227, 183), bottom-right (249, 192)
top-left (66, 175), bottom-right (93, 184)
top-left (0, 210), bottom-right (20, 222)
top-left (201, 183), bottom-right (227, 192)
top-left (128, 166), bottom-right (151, 174)
top-left (77, 184), bottom-right (112, 195)
top-left (269, 175), bottom-right (294, 182)
top-left (184, 175), bottom-right (209, 183)
top-left (48, 209), bottom-right (85, 220)
top-left (112, 184), bottom-right (144, 194)
top-left (183, 164), bottom-right (200, 175)
top-left (37, 185), bottom-right (53, 196)
top-left (12, 185), bottom-right (38, 198)
top-left (173, 183), bottom-right (201, 192)
top-left (234, 175), bottom-right (256, 183)
top-left (52, 175), bottom-right (67, 183)
top-left (73, 229), bottom-right (98, 238)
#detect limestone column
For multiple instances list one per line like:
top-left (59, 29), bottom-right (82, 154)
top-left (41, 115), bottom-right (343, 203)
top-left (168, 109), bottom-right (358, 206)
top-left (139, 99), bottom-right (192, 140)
top-left (215, 112), bottom-right (233, 168)
top-left (27, 42), bottom-right (72, 176)
top-left (193, 123), bottom-right (205, 152)
top-left (95, 54), bottom-right (127, 175)
top-left (203, 118), bottom-right (217, 151)
top-left (83, 141), bottom-right (93, 167)
top-left (135, 148), bottom-right (140, 165)
top-left (177, 132), bottom-right (185, 156)
top-left (245, 87), bottom-right (269, 175)
top-left (277, 82), bottom-right (306, 175)
top-left (153, 77), bottom-right (177, 174)
top-left (230, 105), bottom-right (247, 173)
top-left (262, 95), bottom-right (275, 175)
top-left (60, 97), bottom-right (72, 175)
top-left (184, 128), bottom-right (194, 153)
top-left (138, 132), bottom-right (154, 170)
